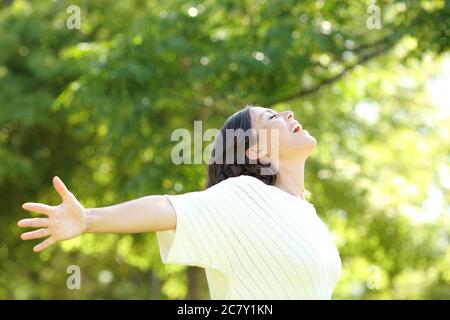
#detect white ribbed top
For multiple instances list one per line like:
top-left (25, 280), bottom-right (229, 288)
top-left (156, 175), bottom-right (342, 300)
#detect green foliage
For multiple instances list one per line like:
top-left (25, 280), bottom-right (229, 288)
top-left (0, 0), bottom-right (449, 299)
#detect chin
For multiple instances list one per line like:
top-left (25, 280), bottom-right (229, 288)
top-left (300, 130), bottom-right (317, 145)
top-left (296, 134), bottom-right (317, 157)
top-left (308, 134), bottom-right (317, 148)
top-left (279, 132), bottom-right (318, 158)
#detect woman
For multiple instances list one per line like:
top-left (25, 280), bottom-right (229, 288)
top-left (17, 105), bottom-right (342, 299)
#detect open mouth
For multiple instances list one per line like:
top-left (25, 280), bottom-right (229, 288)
top-left (290, 124), bottom-right (302, 133)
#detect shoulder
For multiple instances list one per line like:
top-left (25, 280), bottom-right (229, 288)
top-left (208, 175), bottom-right (271, 199)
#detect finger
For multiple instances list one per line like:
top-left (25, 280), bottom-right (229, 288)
top-left (33, 237), bottom-right (56, 252)
top-left (53, 176), bottom-right (73, 202)
top-left (21, 228), bottom-right (50, 241)
top-left (21, 202), bottom-right (52, 215)
top-left (17, 218), bottom-right (50, 228)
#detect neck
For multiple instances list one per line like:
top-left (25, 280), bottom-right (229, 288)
top-left (275, 158), bottom-right (306, 200)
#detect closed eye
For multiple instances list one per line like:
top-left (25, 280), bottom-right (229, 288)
top-left (269, 113), bottom-right (278, 120)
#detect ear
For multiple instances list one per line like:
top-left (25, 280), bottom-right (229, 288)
top-left (246, 146), bottom-right (264, 161)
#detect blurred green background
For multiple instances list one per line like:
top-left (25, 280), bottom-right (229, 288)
top-left (0, 0), bottom-right (449, 299)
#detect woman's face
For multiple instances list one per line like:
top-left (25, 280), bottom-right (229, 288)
top-left (249, 107), bottom-right (317, 162)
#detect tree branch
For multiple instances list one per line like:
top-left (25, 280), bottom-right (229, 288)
top-left (263, 42), bottom-right (392, 107)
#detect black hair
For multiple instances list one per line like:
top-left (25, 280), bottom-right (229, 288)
top-left (206, 106), bottom-right (277, 188)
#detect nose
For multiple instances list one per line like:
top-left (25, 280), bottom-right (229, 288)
top-left (284, 110), bottom-right (294, 120)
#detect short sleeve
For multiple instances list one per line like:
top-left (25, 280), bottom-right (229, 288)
top-left (156, 175), bottom-right (263, 271)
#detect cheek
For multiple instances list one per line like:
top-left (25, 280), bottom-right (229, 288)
top-left (257, 124), bottom-right (278, 148)
top-left (257, 123), bottom-right (291, 151)
top-left (267, 126), bottom-right (291, 151)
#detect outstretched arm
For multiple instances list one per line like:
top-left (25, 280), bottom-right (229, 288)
top-left (85, 195), bottom-right (175, 233)
top-left (17, 176), bottom-right (176, 252)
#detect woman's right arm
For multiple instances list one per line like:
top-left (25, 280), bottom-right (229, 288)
top-left (17, 176), bottom-right (176, 252)
top-left (85, 195), bottom-right (176, 233)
